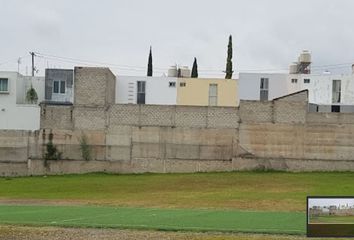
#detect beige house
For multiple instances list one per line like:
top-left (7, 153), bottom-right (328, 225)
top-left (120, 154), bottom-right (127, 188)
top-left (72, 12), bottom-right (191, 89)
top-left (177, 78), bottom-right (238, 107)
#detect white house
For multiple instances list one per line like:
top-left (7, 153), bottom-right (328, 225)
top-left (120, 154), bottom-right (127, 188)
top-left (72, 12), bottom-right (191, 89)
top-left (0, 72), bottom-right (44, 130)
top-left (238, 73), bottom-right (288, 101)
top-left (116, 76), bottom-right (178, 105)
top-left (239, 71), bottom-right (354, 112)
top-left (238, 51), bottom-right (354, 112)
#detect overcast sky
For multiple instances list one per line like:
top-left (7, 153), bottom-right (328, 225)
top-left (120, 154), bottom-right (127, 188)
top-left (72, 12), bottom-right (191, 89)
top-left (1, 0), bottom-right (354, 77)
top-left (309, 198), bottom-right (354, 208)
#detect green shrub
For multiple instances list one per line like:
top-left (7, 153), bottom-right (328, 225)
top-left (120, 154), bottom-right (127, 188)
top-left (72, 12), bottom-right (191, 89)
top-left (79, 134), bottom-right (91, 161)
top-left (44, 133), bottom-right (62, 164)
top-left (26, 85), bottom-right (38, 104)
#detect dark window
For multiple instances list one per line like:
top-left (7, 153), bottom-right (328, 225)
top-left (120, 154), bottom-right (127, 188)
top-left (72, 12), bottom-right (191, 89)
top-left (180, 82), bottom-right (186, 87)
top-left (304, 79), bottom-right (310, 84)
top-left (53, 81), bottom-right (59, 93)
top-left (169, 82), bottom-right (176, 87)
top-left (291, 78), bottom-right (298, 83)
top-left (260, 78), bottom-right (269, 101)
top-left (331, 105), bottom-right (340, 112)
top-left (137, 81), bottom-right (146, 104)
top-left (60, 81), bottom-right (65, 93)
top-left (0, 78), bottom-right (8, 92)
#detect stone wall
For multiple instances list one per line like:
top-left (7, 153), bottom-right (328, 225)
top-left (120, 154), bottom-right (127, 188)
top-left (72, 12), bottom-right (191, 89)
top-left (3, 90), bottom-right (354, 176)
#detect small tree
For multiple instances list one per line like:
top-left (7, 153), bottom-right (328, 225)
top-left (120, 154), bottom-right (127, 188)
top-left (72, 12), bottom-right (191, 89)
top-left (79, 134), bottom-right (91, 161)
top-left (225, 35), bottom-right (233, 79)
top-left (26, 85), bottom-right (38, 104)
top-left (147, 46), bottom-right (153, 77)
top-left (44, 133), bottom-right (62, 166)
top-left (191, 57), bottom-right (198, 78)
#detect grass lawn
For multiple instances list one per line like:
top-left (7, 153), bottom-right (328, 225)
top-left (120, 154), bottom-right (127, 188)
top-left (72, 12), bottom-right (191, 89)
top-left (1, 172), bottom-right (354, 211)
top-left (310, 215), bottom-right (354, 224)
top-left (0, 205), bottom-right (305, 234)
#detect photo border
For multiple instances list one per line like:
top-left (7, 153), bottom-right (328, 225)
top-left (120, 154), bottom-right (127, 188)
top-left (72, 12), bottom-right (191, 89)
top-left (307, 196), bottom-right (354, 238)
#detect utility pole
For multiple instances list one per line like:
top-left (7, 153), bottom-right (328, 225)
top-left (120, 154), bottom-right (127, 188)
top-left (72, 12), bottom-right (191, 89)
top-left (29, 52), bottom-right (36, 76)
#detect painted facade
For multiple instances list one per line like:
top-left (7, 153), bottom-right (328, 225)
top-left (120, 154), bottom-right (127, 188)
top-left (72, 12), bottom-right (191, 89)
top-left (0, 71), bottom-right (44, 130)
top-left (116, 76), bottom-right (238, 107)
top-left (177, 78), bottom-right (238, 107)
top-left (115, 76), bottom-right (177, 105)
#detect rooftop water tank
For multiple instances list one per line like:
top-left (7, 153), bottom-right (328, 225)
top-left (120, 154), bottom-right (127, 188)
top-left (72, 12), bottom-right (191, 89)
top-left (299, 50), bottom-right (311, 63)
top-left (168, 65), bottom-right (178, 77)
top-left (289, 63), bottom-right (298, 74)
top-left (178, 66), bottom-right (191, 78)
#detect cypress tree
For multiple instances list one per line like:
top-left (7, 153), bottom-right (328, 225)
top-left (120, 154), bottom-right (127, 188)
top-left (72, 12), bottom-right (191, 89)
top-left (191, 57), bottom-right (198, 78)
top-left (147, 46), bottom-right (153, 77)
top-left (225, 35), bottom-right (233, 79)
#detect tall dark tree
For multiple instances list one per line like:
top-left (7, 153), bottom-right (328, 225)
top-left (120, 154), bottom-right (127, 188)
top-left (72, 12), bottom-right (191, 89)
top-left (225, 35), bottom-right (233, 79)
top-left (147, 46), bottom-right (153, 77)
top-left (191, 57), bottom-right (198, 78)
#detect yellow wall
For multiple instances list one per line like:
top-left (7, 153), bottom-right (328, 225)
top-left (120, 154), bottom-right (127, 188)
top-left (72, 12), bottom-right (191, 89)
top-left (177, 78), bottom-right (238, 107)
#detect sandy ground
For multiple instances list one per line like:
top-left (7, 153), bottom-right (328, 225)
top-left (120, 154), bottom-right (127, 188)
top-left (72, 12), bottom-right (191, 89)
top-left (0, 225), bottom-right (315, 240)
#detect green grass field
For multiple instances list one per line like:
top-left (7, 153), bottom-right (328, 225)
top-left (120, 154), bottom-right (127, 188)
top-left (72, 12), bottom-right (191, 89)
top-left (1, 172), bottom-right (354, 235)
top-left (310, 215), bottom-right (354, 224)
top-left (0, 205), bottom-right (305, 234)
top-left (1, 172), bottom-right (354, 211)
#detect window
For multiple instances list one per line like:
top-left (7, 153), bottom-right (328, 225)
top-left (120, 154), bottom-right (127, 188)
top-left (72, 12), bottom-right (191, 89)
top-left (332, 80), bottom-right (341, 103)
top-left (53, 80), bottom-right (66, 94)
top-left (260, 78), bottom-right (269, 101)
top-left (169, 82), bottom-right (176, 87)
top-left (137, 81), bottom-right (146, 104)
top-left (0, 78), bottom-right (9, 92)
top-left (291, 78), bottom-right (298, 83)
top-left (331, 105), bottom-right (340, 113)
top-left (208, 84), bottom-right (218, 106)
top-left (180, 82), bottom-right (186, 87)
top-left (60, 81), bottom-right (65, 93)
top-left (304, 79), bottom-right (310, 84)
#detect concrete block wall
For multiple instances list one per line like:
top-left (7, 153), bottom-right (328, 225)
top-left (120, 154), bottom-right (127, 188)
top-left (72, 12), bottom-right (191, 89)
top-left (109, 104), bottom-right (239, 128)
top-left (73, 106), bottom-right (107, 130)
top-left (273, 90), bottom-right (308, 124)
top-left (307, 112), bottom-right (354, 124)
top-left (239, 101), bottom-right (273, 123)
top-left (40, 104), bottom-right (73, 130)
top-left (74, 67), bottom-right (116, 106)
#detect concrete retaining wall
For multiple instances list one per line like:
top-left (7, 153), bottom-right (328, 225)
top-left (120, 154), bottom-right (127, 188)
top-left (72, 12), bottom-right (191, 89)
top-left (2, 90), bottom-right (354, 176)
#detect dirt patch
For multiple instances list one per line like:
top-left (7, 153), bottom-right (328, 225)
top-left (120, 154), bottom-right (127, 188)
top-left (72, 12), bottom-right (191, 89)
top-left (0, 225), bottom-right (330, 240)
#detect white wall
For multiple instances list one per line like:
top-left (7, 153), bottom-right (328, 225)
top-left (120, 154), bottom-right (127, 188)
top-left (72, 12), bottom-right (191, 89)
top-left (17, 76), bottom-right (45, 104)
top-left (0, 72), bottom-right (44, 130)
top-left (0, 105), bottom-right (40, 130)
top-left (0, 72), bottom-right (18, 105)
top-left (239, 72), bottom-right (354, 105)
top-left (116, 76), bottom-right (177, 105)
top-left (287, 73), bottom-right (354, 105)
top-left (238, 73), bottom-right (288, 100)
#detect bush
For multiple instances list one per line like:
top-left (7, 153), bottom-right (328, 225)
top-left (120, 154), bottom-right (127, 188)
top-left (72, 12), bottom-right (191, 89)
top-left (79, 134), bottom-right (91, 161)
top-left (44, 133), bottom-right (62, 163)
top-left (26, 86), bottom-right (38, 104)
